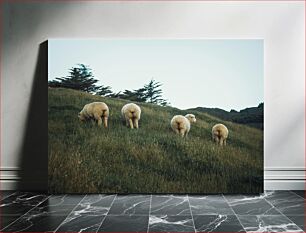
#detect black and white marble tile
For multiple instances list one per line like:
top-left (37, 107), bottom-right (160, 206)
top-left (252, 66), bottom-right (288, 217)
top-left (224, 194), bottom-right (281, 215)
top-left (264, 191), bottom-right (304, 215)
top-left (0, 191), bottom-right (16, 201)
top-left (285, 215), bottom-right (305, 230)
top-left (47, 194), bottom-right (85, 205)
top-left (108, 195), bottom-right (150, 215)
top-left (12, 194), bottom-right (85, 219)
top-left (150, 195), bottom-right (191, 216)
top-left (0, 191), bottom-right (304, 232)
top-left (30, 204), bottom-right (78, 217)
top-left (1, 195), bottom-right (83, 232)
top-left (291, 191), bottom-right (305, 199)
top-left (28, 197), bottom-right (82, 216)
top-left (98, 215), bottom-right (149, 232)
top-left (73, 194), bottom-right (116, 215)
top-left (0, 192), bottom-right (49, 216)
top-left (238, 215), bottom-right (303, 233)
top-left (0, 215), bottom-right (23, 231)
top-left (54, 195), bottom-right (116, 232)
top-left (148, 215), bottom-right (195, 232)
top-left (193, 215), bottom-right (245, 232)
top-left (189, 195), bottom-right (234, 215)
top-left (80, 194), bottom-right (116, 206)
top-left (1, 214), bottom-right (67, 232)
top-left (56, 214), bottom-right (105, 232)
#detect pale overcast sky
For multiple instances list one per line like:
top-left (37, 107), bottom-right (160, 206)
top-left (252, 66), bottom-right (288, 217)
top-left (48, 39), bottom-right (263, 111)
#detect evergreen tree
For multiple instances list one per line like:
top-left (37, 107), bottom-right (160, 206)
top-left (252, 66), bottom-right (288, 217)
top-left (115, 79), bottom-right (170, 106)
top-left (117, 87), bottom-right (147, 102)
top-left (107, 91), bottom-right (123, 98)
top-left (120, 90), bottom-right (135, 100)
top-left (133, 87), bottom-right (147, 102)
top-left (143, 79), bottom-right (170, 106)
top-left (48, 64), bottom-right (101, 94)
top-left (158, 99), bottom-right (170, 107)
top-left (96, 85), bottom-right (113, 97)
top-left (144, 79), bottom-right (162, 104)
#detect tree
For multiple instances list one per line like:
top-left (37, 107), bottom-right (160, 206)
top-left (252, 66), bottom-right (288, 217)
top-left (133, 87), bottom-right (147, 102)
top-left (120, 90), bottom-right (135, 100)
top-left (112, 79), bottom-right (169, 106)
top-left (113, 79), bottom-right (170, 106)
top-left (143, 79), bottom-right (170, 106)
top-left (96, 85), bottom-right (113, 97)
top-left (121, 87), bottom-right (147, 102)
top-left (48, 64), bottom-right (101, 94)
top-left (158, 99), bottom-right (170, 107)
top-left (107, 91), bottom-right (123, 98)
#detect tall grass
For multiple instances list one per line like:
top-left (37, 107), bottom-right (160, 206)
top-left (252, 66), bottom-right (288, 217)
top-left (48, 88), bottom-right (263, 194)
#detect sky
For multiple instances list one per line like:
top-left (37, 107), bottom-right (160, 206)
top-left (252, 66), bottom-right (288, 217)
top-left (48, 39), bottom-right (263, 111)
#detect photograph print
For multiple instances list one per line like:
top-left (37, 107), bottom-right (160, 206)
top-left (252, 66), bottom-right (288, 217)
top-left (48, 39), bottom-right (263, 194)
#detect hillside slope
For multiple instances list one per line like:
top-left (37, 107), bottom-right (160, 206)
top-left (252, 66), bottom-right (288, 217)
top-left (48, 88), bottom-right (263, 193)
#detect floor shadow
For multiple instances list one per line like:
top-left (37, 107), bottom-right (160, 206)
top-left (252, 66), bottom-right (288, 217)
top-left (18, 41), bottom-right (48, 191)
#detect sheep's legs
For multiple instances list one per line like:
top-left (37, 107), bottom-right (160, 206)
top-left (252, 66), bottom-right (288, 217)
top-left (133, 119), bottom-right (139, 129)
top-left (129, 118), bottom-right (134, 129)
top-left (174, 128), bottom-right (180, 134)
top-left (103, 117), bottom-right (108, 128)
top-left (179, 129), bottom-right (185, 138)
top-left (222, 139), bottom-right (226, 146)
top-left (219, 138), bottom-right (225, 146)
top-left (96, 117), bottom-right (102, 126)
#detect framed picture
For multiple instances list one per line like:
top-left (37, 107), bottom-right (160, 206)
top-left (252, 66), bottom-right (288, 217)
top-left (48, 39), bottom-right (263, 194)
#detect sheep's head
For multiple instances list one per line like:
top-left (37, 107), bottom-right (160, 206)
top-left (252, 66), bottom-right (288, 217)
top-left (185, 114), bottom-right (196, 123)
top-left (78, 112), bottom-right (86, 121)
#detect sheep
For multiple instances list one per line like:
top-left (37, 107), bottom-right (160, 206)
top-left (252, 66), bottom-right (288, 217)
top-left (170, 114), bottom-right (196, 137)
top-left (212, 123), bottom-right (229, 146)
top-left (121, 103), bottom-right (141, 129)
top-left (78, 102), bottom-right (109, 128)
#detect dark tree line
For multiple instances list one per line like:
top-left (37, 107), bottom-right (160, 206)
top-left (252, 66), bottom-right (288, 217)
top-left (48, 64), bottom-right (170, 106)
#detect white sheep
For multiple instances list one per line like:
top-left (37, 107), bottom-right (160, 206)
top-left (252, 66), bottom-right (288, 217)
top-left (121, 103), bottom-right (141, 129)
top-left (170, 114), bottom-right (196, 137)
top-left (78, 102), bottom-right (109, 128)
top-left (212, 123), bottom-right (229, 146)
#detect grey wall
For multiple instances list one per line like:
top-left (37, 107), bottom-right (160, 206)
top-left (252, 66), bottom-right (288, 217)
top-left (1, 1), bottom-right (304, 190)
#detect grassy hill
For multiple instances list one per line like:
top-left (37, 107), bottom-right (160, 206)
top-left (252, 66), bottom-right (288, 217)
top-left (48, 88), bottom-right (263, 194)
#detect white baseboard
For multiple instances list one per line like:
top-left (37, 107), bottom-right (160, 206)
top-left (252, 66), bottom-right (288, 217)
top-left (264, 180), bottom-right (305, 190)
top-left (0, 167), bottom-right (305, 191)
top-left (0, 167), bottom-right (47, 191)
top-left (264, 167), bottom-right (305, 190)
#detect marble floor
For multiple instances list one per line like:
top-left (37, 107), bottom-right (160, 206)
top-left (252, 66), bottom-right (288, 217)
top-left (0, 190), bottom-right (304, 232)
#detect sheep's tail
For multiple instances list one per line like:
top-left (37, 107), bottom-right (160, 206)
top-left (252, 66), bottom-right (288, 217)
top-left (215, 129), bottom-right (222, 138)
top-left (102, 109), bottom-right (108, 117)
top-left (130, 110), bottom-right (136, 117)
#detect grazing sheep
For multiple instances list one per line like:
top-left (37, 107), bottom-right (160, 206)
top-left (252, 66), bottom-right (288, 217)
top-left (170, 114), bottom-right (196, 137)
top-left (121, 103), bottom-right (141, 129)
top-left (78, 102), bottom-right (109, 128)
top-left (212, 123), bottom-right (229, 146)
